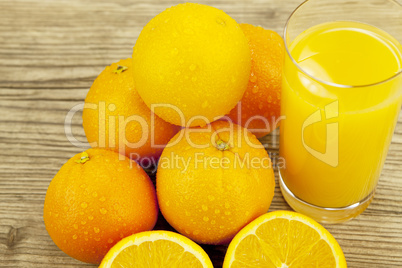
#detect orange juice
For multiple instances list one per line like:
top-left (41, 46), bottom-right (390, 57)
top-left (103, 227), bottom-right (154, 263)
top-left (280, 21), bottom-right (402, 208)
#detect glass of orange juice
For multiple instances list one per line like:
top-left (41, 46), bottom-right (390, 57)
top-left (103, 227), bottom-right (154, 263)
top-left (279, 0), bottom-right (402, 223)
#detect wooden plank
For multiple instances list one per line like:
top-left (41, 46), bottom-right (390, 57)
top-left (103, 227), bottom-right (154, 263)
top-left (1, 0), bottom-right (402, 267)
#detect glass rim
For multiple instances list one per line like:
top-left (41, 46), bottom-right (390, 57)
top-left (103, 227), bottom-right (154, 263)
top-left (283, 0), bottom-right (402, 89)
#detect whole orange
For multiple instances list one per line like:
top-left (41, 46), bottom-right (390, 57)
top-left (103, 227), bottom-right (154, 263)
top-left (156, 121), bottom-right (275, 245)
top-left (43, 148), bottom-right (158, 264)
top-left (132, 3), bottom-right (251, 127)
top-left (82, 58), bottom-right (180, 164)
top-left (227, 24), bottom-right (284, 138)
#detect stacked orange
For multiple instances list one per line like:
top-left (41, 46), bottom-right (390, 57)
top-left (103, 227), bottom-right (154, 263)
top-left (227, 23), bottom-right (284, 138)
top-left (43, 149), bottom-right (158, 264)
top-left (82, 58), bottom-right (180, 164)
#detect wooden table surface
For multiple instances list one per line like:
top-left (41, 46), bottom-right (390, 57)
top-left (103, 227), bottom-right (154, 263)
top-left (1, 0), bottom-right (402, 267)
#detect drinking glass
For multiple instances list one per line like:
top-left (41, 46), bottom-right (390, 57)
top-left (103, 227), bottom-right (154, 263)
top-left (279, 0), bottom-right (402, 223)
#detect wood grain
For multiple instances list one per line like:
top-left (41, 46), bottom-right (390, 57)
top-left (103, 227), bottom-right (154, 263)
top-left (0, 0), bottom-right (401, 267)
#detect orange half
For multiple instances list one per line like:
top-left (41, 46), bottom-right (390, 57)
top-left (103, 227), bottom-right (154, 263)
top-left (223, 211), bottom-right (347, 268)
top-left (99, 231), bottom-right (213, 268)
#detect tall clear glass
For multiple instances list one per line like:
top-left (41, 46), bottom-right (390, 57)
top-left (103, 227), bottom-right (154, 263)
top-left (279, 0), bottom-right (402, 223)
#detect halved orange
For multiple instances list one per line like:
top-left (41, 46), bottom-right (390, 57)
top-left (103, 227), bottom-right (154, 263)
top-left (223, 211), bottom-right (347, 268)
top-left (99, 231), bottom-right (213, 268)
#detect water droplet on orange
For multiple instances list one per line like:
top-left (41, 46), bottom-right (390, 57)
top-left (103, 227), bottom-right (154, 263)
top-left (81, 202), bottom-right (88, 209)
top-left (252, 85), bottom-right (259, 93)
top-left (216, 17), bottom-right (226, 26)
top-left (267, 95), bottom-right (273, 103)
top-left (249, 73), bottom-right (257, 83)
top-left (202, 205), bottom-right (208, 211)
top-left (193, 230), bottom-right (200, 235)
top-left (100, 208), bottom-right (107, 215)
top-left (94, 227), bottom-right (100, 234)
top-left (72, 234), bottom-right (78, 240)
top-left (203, 216), bottom-right (209, 222)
